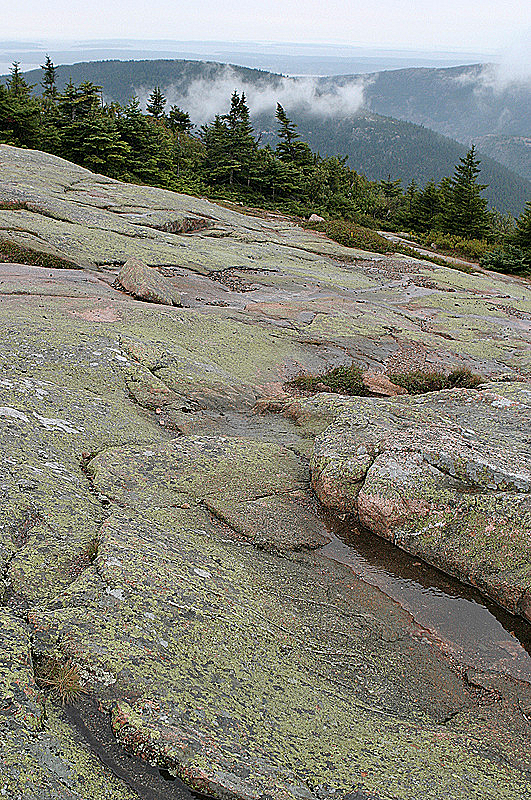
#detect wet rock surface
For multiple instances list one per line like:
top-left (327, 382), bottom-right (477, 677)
top-left (308, 384), bottom-right (531, 620)
top-left (0, 146), bottom-right (530, 799)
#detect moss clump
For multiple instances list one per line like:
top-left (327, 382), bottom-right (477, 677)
top-left (389, 367), bottom-right (483, 394)
top-left (34, 656), bottom-right (86, 705)
top-left (0, 239), bottom-right (79, 269)
top-left (286, 364), bottom-right (368, 396)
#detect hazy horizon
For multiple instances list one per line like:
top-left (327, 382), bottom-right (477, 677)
top-left (0, 37), bottom-right (510, 81)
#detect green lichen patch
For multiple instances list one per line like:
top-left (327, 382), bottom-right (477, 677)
top-left (29, 505), bottom-right (531, 800)
top-left (87, 435), bottom-right (307, 510)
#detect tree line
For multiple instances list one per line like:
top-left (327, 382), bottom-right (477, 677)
top-left (1, 59), bottom-right (530, 268)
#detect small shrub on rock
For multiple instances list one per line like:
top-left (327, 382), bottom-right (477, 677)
top-left (446, 367), bottom-right (483, 389)
top-left (388, 370), bottom-right (447, 394)
top-left (287, 364), bottom-right (368, 396)
top-left (389, 367), bottom-right (483, 394)
top-left (304, 219), bottom-right (397, 254)
top-left (34, 656), bottom-right (86, 705)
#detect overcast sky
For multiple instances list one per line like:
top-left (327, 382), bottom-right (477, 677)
top-left (3, 0), bottom-right (531, 53)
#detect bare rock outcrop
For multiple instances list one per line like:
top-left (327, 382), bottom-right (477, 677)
top-left (309, 383), bottom-right (531, 619)
top-left (117, 258), bottom-right (182, 305)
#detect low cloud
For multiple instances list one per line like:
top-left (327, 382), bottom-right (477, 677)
top-left (453, 28), bottom-right (531, 93)
top-left (135, 65), bottom-right (366, 126)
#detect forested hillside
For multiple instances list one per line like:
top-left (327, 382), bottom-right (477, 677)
top-left (1, 59), bottom-right (530, 277)
top-left (326, 64), bottom-right (531, 181)
top-left (9, 58), bottom-right (530, 216)
top-left (255, 110), bottom-right (531, 216)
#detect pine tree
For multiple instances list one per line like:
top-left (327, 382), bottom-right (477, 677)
top-left (146, 87), bottom-right (166, 119)
top-left (443, 146), bottom-right (491, 239)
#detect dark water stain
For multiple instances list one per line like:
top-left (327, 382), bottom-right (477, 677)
top-left (64, 700), bottom-right (210, 800)
top-left (320, 514), bottom-right (531, 683)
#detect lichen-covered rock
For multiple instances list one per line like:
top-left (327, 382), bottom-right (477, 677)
top-left (0, 147), bottom-right (531, 800)
top-left (309, 383), bottom-right (531, 618)
top-left (117, 258), bottom-right (182, 305)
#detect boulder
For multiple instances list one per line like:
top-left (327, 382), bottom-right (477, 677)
top-left (309, 383), bottom-right (531, 619)
top-left (117, 258), bottom-right (181, 305)
top-left (363, 370), bottom-right (408, 396)
top-left (308, 213), bottom-right (325, 223)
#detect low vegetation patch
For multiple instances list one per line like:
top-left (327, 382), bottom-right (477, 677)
top-left (417, 231), bottom-right (490, 261)
top-left (0, 239), bottom-right (79, 269)
top-left (0, 201), bottom-right (30, 210)
top-left (389, 367), bottom-right (483, 394)
top-left (286, 364), bottom-right (369, 396)
top-left (304, 218), bottom-right (474, 271)
top-left (304, 219), bottom-right (397, 254)
top-left (34, 655), bottom-right (86, 705)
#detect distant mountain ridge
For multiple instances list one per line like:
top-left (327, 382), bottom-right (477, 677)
top-left (327, 64), bottom-right (531, 181)
top-left (9, 58), bottom-right (531, 216)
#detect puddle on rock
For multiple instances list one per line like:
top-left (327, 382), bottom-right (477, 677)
top-left (320, 515), bottom-right (531, 683)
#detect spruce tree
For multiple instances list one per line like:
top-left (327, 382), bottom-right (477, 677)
top-left (275, 103), bottom-right (312, 167)
top-left (146, 87), bottom-right (166, 119)
top-left (417, 181), bottom-right (441, 232)
top-left (0, 62), bottom-right (40, 147)
top-left (443, 146), bottom-right (491, 239)
top-left (6, 62), bottom-right (33, 99)
top-left (514, 201), bottom-right (531, 261)
top-left (41, 55), bottom-right (57, 101)
top-left (168, 106), bottom-right (192, 133)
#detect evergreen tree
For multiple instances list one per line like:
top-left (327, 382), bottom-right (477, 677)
top-left (514, 201), bottom-right (531, 258)
top-left (41, 55), bottom-right (57, 101)
top-left (225, 92), bottom-right (258, 186)
top-left (168, 106), bottom-right (193, 133)
top-left (0, 62), bottom-right (40, 147)
top-left (58, 80), bottom-right (78, 121)
top-left (117, 97), bottom-right (174, 183)
top-left (146, 87), bottom-right (166, 119)
top-left (199, 114), bottom-right (237, 185)
top-left (75, 82), bottom-right (102, 117)
top-left (415, 181), bottom-right (441, 232)
top-left (6, 62), bottom-right (33, 99)
top-left (443, 146), bottom-right (491, 238)
top-left (275, 103), bottom-right (313, 167)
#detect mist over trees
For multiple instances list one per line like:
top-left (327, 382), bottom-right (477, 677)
top-left (0, 59), bottom-right (529, 271)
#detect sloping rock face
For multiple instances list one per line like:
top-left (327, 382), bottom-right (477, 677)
top-left (0, 146), bottom-right (530, 799)
top-left (309, 384), bottom-right (531, 618)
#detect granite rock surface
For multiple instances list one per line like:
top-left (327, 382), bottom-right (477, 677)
top-left (0, 145), bottom-right (530, 799)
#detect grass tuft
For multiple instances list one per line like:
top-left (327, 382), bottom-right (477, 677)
top-left (34, 656), bottom-right (86, 705)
